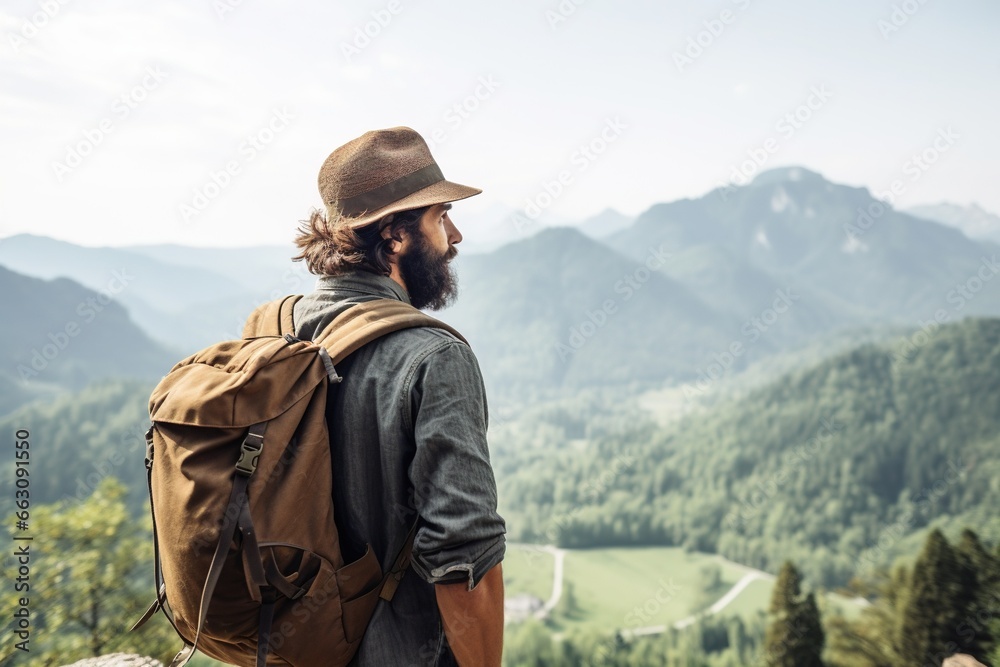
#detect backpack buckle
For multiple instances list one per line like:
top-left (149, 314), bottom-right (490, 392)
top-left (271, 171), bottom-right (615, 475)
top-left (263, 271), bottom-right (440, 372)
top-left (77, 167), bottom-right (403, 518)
top-left (235, 427), bottom-right (265, 477)
top-left (144, 426), bottom-right (155, 470)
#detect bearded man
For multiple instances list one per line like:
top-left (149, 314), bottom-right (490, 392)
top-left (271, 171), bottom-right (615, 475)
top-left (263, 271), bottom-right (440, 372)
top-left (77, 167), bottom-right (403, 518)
top-left (291, 127), bottom-right (505, 667)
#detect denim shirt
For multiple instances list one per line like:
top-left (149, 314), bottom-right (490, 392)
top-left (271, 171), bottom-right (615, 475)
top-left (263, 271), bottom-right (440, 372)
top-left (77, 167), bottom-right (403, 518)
top-left (292, 270), bottom-right (506, 667)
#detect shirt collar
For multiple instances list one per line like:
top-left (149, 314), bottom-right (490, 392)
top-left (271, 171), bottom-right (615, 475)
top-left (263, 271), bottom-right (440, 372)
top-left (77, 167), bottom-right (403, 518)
top-left (314, 270), bottom-right (411, 305)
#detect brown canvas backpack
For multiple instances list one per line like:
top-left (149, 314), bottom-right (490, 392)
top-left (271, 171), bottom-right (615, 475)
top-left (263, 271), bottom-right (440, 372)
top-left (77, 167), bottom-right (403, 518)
top-left (131, 295), bottom-right (468, 667)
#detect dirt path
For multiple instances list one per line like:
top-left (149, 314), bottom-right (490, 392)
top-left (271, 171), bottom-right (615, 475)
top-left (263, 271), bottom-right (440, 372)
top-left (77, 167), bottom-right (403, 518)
top-left (531, 545), bottom-right (566, 620)
top-left (622, 571), bottom-right (773, 637)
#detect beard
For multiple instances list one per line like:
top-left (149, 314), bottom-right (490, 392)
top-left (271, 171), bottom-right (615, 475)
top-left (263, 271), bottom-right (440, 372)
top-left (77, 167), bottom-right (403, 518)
top-left (397, 231), bottom-right (459, 311)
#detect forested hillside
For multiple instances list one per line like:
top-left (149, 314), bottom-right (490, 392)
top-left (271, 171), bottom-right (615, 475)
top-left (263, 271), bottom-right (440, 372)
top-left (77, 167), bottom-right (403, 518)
top-left (494, 316), bottom-right (1000, 587)
top-left (0, 380), bottom-right (152, 512)
top-left (8, 315), bottom-right (1000, 594)
top-left (0, 266), bottom-right (172, 417)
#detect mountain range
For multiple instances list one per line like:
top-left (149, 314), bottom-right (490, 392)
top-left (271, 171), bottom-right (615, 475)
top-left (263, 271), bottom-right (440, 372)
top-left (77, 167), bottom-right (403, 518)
top-left (3, 166), bottom-right (1000, 404)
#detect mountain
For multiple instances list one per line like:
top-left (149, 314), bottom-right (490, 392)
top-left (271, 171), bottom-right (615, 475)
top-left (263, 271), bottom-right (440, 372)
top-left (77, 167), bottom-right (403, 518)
top-left (0, 234), bottom-right (258, 353)
top-left (494, 315), bottom-right (1000, 588)
top-left (607, 167), bottom-right (1000, 333)
top-left (0, 235), bottom-right (331, 353)
top-left (0, 265), bottom-right (173, 416)
top-left (125, 242), bottom-right (301, 288)
top-left (578, 208), bottom-right (633, 239)
top-left (442, 203), bottom-right (573, 255)
top-left (438, 226), bottom-right (738, 397)
top-left (7, 167), bottom-right (999, 400)
top-left (907, 202), bottom-right (1000, 246)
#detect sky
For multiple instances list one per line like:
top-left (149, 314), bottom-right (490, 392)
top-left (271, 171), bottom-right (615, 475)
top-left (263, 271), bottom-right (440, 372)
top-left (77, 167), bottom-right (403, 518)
top-left (1, 0), bottom-right (998, 248)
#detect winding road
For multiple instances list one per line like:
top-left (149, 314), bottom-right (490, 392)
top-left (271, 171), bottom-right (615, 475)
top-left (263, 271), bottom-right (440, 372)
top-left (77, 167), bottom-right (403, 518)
top-left (531, 545), bottom-right (566, 620)
top-left (627, 570), bottom-right (773, 636)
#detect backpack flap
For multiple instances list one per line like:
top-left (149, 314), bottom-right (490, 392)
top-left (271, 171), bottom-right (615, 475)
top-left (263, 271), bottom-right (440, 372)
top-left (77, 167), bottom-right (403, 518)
top-left (149, 337), bottom-right (326, 428)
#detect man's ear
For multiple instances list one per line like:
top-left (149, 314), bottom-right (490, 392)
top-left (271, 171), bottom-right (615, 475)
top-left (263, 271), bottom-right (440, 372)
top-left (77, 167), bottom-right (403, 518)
top-left (381, 225), bottom-right (408, 255)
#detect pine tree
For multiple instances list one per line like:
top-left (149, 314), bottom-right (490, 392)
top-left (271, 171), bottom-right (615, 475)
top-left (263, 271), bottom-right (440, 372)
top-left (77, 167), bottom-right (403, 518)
top-left (763, 561), bottom-right (824, 666)
top-left (954, 529), bottom-right (999, 662)
top-left (769, 561), bottom-right (801, 614)
top-left (795, 593), bottom-right (825, 667)
top-left (898, 529), bottom-right (966, 666)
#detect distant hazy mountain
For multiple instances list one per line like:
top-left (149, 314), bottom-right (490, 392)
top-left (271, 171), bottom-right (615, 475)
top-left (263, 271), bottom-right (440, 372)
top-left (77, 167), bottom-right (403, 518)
top-left (446, 203), bottom-right (572, 255)
top-left (0, 265), bottom-right (173, 416)
top-left (907, 202), bottom-right (1000, 246)
top-left (7, 166), bottom-right (999, 400)
top-left (608, 167), bottom-right (1000, 332)
top-left (0, 235), bottom-right (332, 353)
top-left (126, 242), bottom-right (301, 288)
top-left (0, 234), bottom-right (263, 353)
top-left (578, 208), bottom-right (632, 239)
top-left (438, 226), bottom-right (738, 397)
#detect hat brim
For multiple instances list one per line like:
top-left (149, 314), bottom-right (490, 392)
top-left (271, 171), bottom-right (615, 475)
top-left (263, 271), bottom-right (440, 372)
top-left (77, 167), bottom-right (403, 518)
top-left (340, 180), bottom-right (482, 229)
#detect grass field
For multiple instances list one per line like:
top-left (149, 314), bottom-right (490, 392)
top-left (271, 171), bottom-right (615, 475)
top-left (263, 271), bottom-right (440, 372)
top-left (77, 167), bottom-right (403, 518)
top-left (503, 544), bottom-right (556, 601)
top-left (503, 545), bottom-right (865, 635)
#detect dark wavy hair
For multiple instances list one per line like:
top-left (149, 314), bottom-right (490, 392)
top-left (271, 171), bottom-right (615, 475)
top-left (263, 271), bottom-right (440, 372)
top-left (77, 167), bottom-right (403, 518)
top-left (292, 205), bottom-right (429, 276)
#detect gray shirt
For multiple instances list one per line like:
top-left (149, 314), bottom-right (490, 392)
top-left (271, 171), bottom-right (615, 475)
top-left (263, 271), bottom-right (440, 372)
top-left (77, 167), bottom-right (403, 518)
top-left (293, 270), bottom-right (506, 667)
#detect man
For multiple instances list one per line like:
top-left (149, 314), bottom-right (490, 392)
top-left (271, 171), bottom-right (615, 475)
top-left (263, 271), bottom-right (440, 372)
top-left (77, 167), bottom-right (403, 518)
top-left (291, 127), bottom-right (505, 666)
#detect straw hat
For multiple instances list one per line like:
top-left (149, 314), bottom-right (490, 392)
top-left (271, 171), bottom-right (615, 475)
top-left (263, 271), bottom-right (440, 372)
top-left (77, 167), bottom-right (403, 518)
top-left (318, 126), bottom-right (482, 228)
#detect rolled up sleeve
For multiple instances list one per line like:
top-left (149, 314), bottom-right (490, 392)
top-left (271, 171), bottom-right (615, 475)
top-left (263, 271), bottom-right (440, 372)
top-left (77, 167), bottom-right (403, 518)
top-left (404, 339), bottom-right (506, 590)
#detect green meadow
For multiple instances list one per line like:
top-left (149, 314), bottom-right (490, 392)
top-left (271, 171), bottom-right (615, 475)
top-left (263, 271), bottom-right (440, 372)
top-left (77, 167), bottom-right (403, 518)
top-left (503, 544), bottom-right (864, 635)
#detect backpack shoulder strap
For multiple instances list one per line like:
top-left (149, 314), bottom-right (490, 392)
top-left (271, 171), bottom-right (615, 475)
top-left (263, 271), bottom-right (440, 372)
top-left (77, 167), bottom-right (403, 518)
top-left (315, 298), bottom-right (468, 365)
top-left (243, 295), bottom-right (302, 338)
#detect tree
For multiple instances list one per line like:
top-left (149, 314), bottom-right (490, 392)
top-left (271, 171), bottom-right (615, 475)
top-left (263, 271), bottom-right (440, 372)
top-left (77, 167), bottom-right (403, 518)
top-left (954, 529), bottom-right (999, 662)
top-left (898, 529), bottom-right (967, 666)
top-left (0, 477), bottom-right (178, 665)
top-left (826, 566), bottom-right (906, 666)
top-left (762, 561), bottom-right (824, 666)
top-left (501, 619), bottom-right (558, 666)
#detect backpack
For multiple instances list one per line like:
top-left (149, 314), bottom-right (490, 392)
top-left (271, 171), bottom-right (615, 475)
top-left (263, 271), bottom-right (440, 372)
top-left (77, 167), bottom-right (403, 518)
top-left (131, 295), bottom-right (468, 667)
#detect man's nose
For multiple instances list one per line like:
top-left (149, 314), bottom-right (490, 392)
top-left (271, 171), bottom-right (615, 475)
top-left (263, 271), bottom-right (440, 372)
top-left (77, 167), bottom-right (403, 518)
top-left (446, 216), bottom-right (463, 245)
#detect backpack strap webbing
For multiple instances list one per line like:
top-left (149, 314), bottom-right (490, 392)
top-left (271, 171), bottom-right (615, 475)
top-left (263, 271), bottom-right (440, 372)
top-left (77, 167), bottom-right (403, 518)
top-left (242, 294), bottom-right (302, 339)
top-left (315, 299), bottom-right (469, 365)
top-left (379, 520), bottom-right (419, 602)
